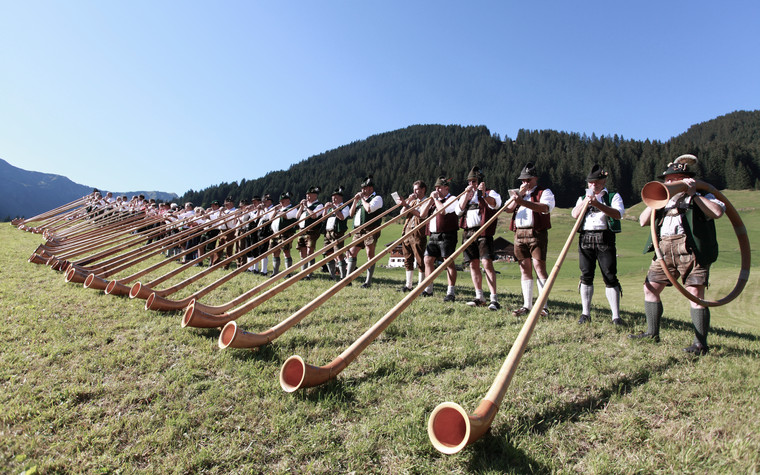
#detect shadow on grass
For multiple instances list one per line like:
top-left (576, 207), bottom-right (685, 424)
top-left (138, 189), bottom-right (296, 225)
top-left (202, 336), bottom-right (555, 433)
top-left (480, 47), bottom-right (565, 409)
top-left (468, 434), bottom-right (550, 474)
top-left (464, 355), bottom-right (682, 472)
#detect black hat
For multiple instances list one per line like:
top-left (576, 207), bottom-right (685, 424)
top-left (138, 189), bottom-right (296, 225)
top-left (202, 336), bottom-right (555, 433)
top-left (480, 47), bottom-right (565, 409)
top-left (252, 195), bottom-right (261, 202)
top-left (360, 175), bottom-right (375, 188)
top-left (659, 154), bottom-right (697, 179)
top-left (586, 164), bottom-right (609, 181)
top-left (307, 186), bottom-right (321, 194)
top-left (240, 199), bottom-right (250, 206)
top-left (434, 176), bottom-right (451, 187)
top-left (518, 162), bottom-right (538, 180)
top-left (467, 166), bottom-right (484, 182)
top-left (262, 194), bottom-right (272, 201)
top-left (224, 196), bottom-right (233, 203)
top-left (279, 192), bottom-right (292, 201)
top-left (331, 186), bottom-right (345, 197)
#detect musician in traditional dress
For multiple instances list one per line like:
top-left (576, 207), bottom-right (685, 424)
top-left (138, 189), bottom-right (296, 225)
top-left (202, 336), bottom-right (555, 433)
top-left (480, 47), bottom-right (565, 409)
top-left (457, 167), bottom-right (502, 311)
top-left (296, 186), bottom-right (324, 279)
top-left (631, 154), bottom-right (725, 355)
top-left (347, 176), bottom-right (384, 288)
top-left (322, 187), bottom-right (351, 280)
top-left (268, 192), bottom-right (299, 277)
top-left (505, 162), bottom-right (555, 317)
top-left (398, 180), bottom-right (427, 292)
top-left (420, 176), bottom-right (459, 302)
top-left (570, 164), bottom-right (625, 325)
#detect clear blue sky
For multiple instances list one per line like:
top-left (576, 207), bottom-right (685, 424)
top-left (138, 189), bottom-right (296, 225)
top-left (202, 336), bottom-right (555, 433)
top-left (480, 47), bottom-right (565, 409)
top-left (1, 1), bottom-right (758, 196)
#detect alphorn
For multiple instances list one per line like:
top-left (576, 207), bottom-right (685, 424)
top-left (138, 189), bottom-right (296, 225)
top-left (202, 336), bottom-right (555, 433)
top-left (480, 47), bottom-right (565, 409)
top-left (184, 194), bottom-right (428, 328)
top-left (82, 212), bottom-right (231, 290)
top-left (426, 199), bottom-right (590, 454)
top-left (103, 210), bottom-right (256, 296)
top-left (12, 195), bottom-right (88, 228)
top-left (142, 197), bottom-right (362, 311)
top-left (127, 207), bottom-right (264, 300)
top-left (133, 202), bottom-right (329, 307)
top-left (183, 195), bottom-right (409, 322)
top-left (277, 191), bottom-right (480, 392)
top-left (641, 179), bottom-right (750, 306)
top-left (212, 194), bottom-right (448, 343)
top-left (34, 212), bottom-right (153, 270)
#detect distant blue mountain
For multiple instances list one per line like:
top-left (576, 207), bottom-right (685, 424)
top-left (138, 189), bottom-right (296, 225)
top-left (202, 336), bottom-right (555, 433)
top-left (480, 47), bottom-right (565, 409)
top-left (0, 158), bottom-right (178, 220)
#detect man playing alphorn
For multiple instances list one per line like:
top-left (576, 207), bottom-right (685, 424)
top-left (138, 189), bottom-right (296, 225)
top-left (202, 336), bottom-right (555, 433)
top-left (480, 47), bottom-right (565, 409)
top-left (631, 154), bottom-right (725, 355)
top-left (322, 187), bottom-right (351, 281)
top-left (570, 164), bottom-right (625, 325)
top-left (457, 167), bottom-right (503, 311)
top-left (347, 176), bottom-right (384, 288)
top-left (505, 162), bottom-right (555, 317)
top-left (420, 176), bottom-right (459, 302)
top-left (398, 180), bottom-right (428, 292)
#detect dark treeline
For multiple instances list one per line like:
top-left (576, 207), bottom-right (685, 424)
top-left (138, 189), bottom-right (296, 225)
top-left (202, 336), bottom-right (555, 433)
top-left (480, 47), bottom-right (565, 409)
top-left (180, 110), bottom-right (760, 210)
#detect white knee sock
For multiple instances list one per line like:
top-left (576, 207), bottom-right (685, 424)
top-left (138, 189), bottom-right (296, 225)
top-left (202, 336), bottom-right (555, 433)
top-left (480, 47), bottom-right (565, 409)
top-left (580, 283), bottom-right (593, 315)
top-left (606, 286), bottom-right (621, 320)
top-left (521, 279), bottom-right (533, 308)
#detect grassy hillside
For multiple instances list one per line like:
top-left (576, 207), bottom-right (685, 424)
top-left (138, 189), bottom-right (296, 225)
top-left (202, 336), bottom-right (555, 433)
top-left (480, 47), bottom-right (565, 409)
top-left (1, 192), bottom-right (758, 473)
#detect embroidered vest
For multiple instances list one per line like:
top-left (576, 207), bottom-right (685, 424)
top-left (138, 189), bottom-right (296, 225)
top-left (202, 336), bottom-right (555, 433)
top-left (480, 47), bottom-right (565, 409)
top-left (510, 188), bottom-right (551, 231)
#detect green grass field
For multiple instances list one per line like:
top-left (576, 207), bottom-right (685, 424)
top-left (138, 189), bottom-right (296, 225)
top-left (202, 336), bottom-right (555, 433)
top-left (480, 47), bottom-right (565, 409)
top-left (1, 192), bottom-right (758, 473)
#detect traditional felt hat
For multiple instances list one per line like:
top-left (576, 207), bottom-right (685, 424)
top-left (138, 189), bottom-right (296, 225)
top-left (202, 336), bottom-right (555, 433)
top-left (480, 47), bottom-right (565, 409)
top-left (251, 195), bottom-right (261, 202)
top-left (331, 186), bottom-right (345, 197)
top-left (659, 154), bottom-right (697, 179)
top-left (467, 166), bottom-right (484, 182)
top-left (211, 200), bottom-right (220, 206)
top-left (307, 186), bottom-right (321, 194)
top-left (240, 199), bottom-right (250, 206)
top-left (586, 164), bottom-right (609, 181)
top-left (518, 162), bottom-right (538, 180)
top-left (360, 175), bottom-right (375, 188)
top-left (262, 194), bottom-right (272, 201)
top-left (434, 176), bottom-right (451, 187)
top-left (279, 192), bottom-right (292, 201)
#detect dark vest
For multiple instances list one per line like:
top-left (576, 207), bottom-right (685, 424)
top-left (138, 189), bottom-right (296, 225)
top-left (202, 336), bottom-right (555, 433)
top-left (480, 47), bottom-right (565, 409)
top-left (643, 194), bottom-right (719, 266)
top-left (510, 188), bottom-right (551, 231)
top-left (357, 193), bottom-right (383, 230)
top-left (427, 196), bottom-right (458, 235)
top-left (459, 192), bottom-right (498, 236)
top-left (303, 201), bottom-right (321, 228)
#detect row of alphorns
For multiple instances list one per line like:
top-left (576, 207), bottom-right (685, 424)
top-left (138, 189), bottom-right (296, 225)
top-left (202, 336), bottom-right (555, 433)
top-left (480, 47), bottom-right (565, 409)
top-left (12, 179), bottom-right (749, 453)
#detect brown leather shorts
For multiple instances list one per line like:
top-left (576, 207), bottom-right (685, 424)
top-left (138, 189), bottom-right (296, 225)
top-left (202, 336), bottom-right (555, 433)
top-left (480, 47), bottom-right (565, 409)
top-left (646, 234), bottom-right (709, 286)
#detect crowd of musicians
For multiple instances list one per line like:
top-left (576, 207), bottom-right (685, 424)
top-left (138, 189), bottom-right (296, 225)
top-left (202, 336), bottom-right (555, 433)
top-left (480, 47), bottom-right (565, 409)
top-left (78, 154), bottom-right (723, 356)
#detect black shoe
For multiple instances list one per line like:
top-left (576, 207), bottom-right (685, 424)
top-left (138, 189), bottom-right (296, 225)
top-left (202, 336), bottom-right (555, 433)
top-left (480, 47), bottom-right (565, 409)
top-left (466, 298), bottom-right (487, 307)
top-left (488, 301), bottom-right (501, 311)
top-left (421, 291), bottom-right (433, 297)
top-left (628, 331), bottom-right (660, 343)
top-left (684, 343), bottom-right (708, 355)
top-left (398, 286), bottom-right (413, 292)
top-left (361, 282), bottom-right (371, 289)
top-left (611, 318), bottom-right (625, 326)
top-left (578, 314), bottom-right (591, 324)
top-left (443, 294), bottom-right (455, 303)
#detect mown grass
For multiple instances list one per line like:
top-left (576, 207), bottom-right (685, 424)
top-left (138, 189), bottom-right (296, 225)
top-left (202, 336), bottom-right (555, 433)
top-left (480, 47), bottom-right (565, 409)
top-left (1, 191), bottom-right (759, 474)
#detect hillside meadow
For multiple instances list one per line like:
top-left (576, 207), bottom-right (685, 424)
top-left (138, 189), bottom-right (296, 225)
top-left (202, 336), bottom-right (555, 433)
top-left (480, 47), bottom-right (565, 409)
top-left (1, 191), bottom-right (759, 474)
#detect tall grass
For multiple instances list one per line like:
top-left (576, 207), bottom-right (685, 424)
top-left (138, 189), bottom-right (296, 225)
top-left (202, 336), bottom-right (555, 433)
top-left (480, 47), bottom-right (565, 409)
top-left (1, 191), bottom-right (758, 473)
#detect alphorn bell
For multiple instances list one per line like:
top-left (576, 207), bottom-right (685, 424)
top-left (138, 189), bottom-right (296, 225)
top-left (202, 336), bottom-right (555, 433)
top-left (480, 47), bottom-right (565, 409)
top-left (640, 180), bottom-right (690, 209)
top-left (427, 199), bottom-right (591, 454)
